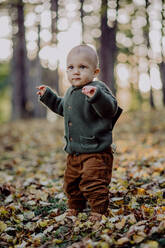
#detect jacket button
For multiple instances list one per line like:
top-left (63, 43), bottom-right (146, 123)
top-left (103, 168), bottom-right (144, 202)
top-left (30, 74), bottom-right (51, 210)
top-left (68, 122), bottom-right (72, 126)
top-left (69, 137), bottom-right (73, 141)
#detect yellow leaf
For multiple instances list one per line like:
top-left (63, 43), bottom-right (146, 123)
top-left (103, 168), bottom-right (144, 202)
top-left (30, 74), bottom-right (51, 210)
top-left (105, 222), bottom-right (114, 229)
top-left (116, 237), bottom-right (129, 245)
top-left (78, 212), bottom-right (87, 220)
top-left (54, 239), bottom-right (63, 244)
top-left (111, 197), bottom-right (124, 205)
top-left (137, 188), bottom-right (146, 195)
top-left (92, 221), bottom-right (102, 231)
top-left (14, 241), bottom-right (27, 248)
top-left (0, 206), bottom-right (8, 217)
top-left (101, 234), bottom-right (113, 244)
top-left (129, 197), bottom-right (139, 209)
top-left (40, 192), bottom-right (48, 201)
top-left (127, 214), bottom-right (137, 224)
top-left (145, 240), bottom-right (159, 248)
top-left (102, 215), bottom-right (107, 222)
top-left (158, 220), bottom-right (165, 231)
top-left (87, 244), bottom-right (93, 248)
top-left (0, 221), bottom-right (7, 232)
top-left (98, 241), bottom-right (109, 248)
top-left (141, 205), bottom-right (154, 217)
top-left (115, 218), bottom-right (126, 230)
top-left (13, 216), bottom-right (21, 224)
top-left (39, 220), bottom-right (48, 227)
top-left (102, 229), bottom-right (110, 234)
top-left (33, 238), bottom-right (41, 246)
top-left (161, 206), bottom-right (165, 213)
top-left (133, 234), bottom-right (145, 243)
top-left (118, 185), bottom-right (128, 193)
top-left (16, 167), bottom-right (25, 175)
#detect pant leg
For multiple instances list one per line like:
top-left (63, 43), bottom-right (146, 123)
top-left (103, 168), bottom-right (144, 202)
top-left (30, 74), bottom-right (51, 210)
top-left (63, 154), bottom-right (86, 210)
top-left (79, 151), bottom-right (113, 214)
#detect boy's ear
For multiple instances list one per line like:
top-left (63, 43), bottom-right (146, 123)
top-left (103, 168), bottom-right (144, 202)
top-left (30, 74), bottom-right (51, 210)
top-left (94, 68), bottom-right (100, 76)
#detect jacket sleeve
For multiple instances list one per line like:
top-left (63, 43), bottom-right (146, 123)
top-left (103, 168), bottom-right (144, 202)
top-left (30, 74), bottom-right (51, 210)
top-left (87, 86), bottom-right (118, 118)
top-left (39, 87), bottom-right (64, 117)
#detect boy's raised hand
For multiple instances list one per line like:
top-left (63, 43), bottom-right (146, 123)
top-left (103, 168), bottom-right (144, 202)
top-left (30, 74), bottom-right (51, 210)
top-left (82, 85), bottom-right (97, 98)
top-left (36, 85), bottom-right (46, 96)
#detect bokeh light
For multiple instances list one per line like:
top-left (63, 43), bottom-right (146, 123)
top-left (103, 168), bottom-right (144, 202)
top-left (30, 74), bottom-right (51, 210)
top-left (0, 38), bottom-right (12, 61)
top-left (0, 0), bottom-right (164, 96)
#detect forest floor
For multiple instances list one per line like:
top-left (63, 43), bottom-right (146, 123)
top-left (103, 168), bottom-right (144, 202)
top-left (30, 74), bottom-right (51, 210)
top-left (0, 109), bottom-right (165, 248)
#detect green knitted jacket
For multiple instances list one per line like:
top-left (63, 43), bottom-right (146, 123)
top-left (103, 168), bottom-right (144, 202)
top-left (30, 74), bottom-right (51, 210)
top-left (40, 80), bottom-right (122, 154)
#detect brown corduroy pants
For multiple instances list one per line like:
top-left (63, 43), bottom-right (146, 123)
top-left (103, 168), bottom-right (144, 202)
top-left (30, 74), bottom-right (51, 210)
top-left (63, 148), bottom-right (113, 214)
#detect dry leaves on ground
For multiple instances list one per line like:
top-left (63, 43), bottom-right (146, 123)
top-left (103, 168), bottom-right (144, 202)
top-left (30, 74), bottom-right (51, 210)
top-left (0, 110), bottom-right (165, 247)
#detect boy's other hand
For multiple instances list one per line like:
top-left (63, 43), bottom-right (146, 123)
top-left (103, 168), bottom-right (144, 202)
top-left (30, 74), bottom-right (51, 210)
top-left (36, 85), bottom-right (46, 96)
top-left (82, 86), bottom-right (97, 98)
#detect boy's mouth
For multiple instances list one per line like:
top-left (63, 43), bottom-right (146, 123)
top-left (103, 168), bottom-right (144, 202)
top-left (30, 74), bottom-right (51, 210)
top-left (72, 78), bottom-right (81, 80)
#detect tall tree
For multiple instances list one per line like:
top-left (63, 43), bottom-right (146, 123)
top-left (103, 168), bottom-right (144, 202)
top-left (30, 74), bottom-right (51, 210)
top-left (50, 0), bottom-right (59, 94)
top-left (80, 0), bottom-right (85, 43)
top-left (145, 0), bottom-right (155, 109)
top-left (99, 0), bottom-right (118, 95)
top-left (10, 0), bottom-right (29, 119)
top-left (160, 62), bottom-right (165, 106)
top-left (159, 0), bottom-right (165, 106)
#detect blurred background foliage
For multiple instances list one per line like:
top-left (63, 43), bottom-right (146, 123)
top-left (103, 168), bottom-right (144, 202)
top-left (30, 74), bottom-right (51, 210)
top-left (0, 0), bottom-right (165, 123)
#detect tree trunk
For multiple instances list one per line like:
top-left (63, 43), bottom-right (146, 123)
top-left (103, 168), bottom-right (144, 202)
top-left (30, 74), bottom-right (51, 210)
top-left (99, 0), bottom-right (117, 95)
top-left (145, 0), bottom-right (155, 109)
top-left (149, 88), bottom-right (155, 109)
top-left (11, 0), bottom-right (29, 119)
top-left (80, 0), bottom-right (85, 43)
top-left (50, 0), bottom-right (59, 94)
top-left (160, 2), bottom-right (165, 106)
top-left (159, 62), bottom-right (165, 106)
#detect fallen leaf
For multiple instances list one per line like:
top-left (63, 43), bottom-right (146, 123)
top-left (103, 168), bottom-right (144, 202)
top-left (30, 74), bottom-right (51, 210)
top-left (144, 240), bottom-right (159, 248)
top-left (15, 241), bottom-right (27, 248)
top-left (55, 213), bottom-right (66, 222)
top-left (0, 221), bottom-right (7, 232)
top-left (116, 237), bottom-right (129, 245)
top-left (24, 211), bottom-right (35, 220)
top-left (54, 239), bottom-right (63, 244)
top-left (38, 220), bottom-right (48, 227)
top-left (115, 218), bottom-right (126, 230)
top-left (133, 234), bottom-right (145, 243)
top-left (0, 111), bottom-right (165, 247)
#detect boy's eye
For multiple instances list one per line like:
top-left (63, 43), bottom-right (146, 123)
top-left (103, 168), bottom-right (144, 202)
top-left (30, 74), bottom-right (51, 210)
top-left (80, 65), bottom-right (86, 69)
top-left (68, 66), bottom-right (73, 70)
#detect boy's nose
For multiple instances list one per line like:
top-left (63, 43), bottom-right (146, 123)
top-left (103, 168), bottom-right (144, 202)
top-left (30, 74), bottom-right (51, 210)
top-left (73, 68), bottom-right (80, 74)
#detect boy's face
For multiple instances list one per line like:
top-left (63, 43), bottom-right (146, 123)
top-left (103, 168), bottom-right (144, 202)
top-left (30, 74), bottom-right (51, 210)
top-left (66, 51), bottom-right (99, 87)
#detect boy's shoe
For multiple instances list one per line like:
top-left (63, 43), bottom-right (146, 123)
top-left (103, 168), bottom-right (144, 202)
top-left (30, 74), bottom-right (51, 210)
top-left (65, 209), bottom-right (78, 217)
top-left (89, 212), bottom-right (103, 222)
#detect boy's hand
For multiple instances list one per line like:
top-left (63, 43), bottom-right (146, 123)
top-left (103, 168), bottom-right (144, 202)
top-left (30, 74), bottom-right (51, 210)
top-left (82, 86), bottom-right (97, 98)
top-left (36, 85), bottom-right (46, 96)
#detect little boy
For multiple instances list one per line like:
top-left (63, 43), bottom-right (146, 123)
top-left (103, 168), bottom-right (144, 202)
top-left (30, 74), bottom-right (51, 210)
top-left (37, 45), bottom-right (122, 221)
